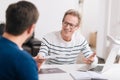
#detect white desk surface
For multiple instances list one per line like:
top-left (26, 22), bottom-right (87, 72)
top-left (39, 64), bottom-right (120, 80)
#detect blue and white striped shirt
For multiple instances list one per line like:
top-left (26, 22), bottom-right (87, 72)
top-left (39, 31), bottom-right (93, 64)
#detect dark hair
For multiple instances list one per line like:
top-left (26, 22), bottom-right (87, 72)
top-left (6, 1), bottom-right (39, 36)
top-left (62, 9), bottom-right (81, 26)
top-left (0, 23), bottom-right (5, 35)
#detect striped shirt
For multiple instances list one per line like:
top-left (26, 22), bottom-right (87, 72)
top-left (39, 31), bottom-right (93, 64)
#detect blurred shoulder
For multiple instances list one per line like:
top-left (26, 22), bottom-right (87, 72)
top-left (73, 31), bottom-right (85, 41)
top-left (44, 31), bottom-right (60, 37)
top-left (42, 30), bottom-right (61, 42)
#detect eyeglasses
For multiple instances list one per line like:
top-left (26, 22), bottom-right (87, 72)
top-left (62, 21), bottom-right (78, 29)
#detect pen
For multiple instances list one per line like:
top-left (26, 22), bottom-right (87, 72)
top-left (91, 78), bottom-right (108, 80)
top-left (77, 70), bottom-right (87, 72)
top-left (69, 73), bottom-right (75, 80)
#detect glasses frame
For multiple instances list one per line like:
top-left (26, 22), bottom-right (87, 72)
top-left (62, 21), bottom-right (78, 29)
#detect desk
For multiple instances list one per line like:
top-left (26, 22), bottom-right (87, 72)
top-left (39, 64), bottom-right (120, 80)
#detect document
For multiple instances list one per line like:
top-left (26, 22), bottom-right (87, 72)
top-left (69, 71), bottom-right (108, 80)
top-left (39, 68), bottom-right (66, 74)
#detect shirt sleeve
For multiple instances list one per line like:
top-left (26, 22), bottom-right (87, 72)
top-left (81, 39), bottom-right (93, 58)
top-left (38, 37), bottom-right (49, 57)
top-left (80, 39), bottom-right (98, 65)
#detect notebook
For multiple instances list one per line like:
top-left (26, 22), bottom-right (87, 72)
top-left (78, 46), bottom-right (118, 73)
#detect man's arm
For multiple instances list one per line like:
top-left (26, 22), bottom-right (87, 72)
top-left (82, 53), bottom-right (98, 68)
top-left (83, 52), bottom-right (96, 64)
top-left (34, 55), bottom-right (45, 71)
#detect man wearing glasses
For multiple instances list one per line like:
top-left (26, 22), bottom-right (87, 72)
top-left (37, 9), bottom-right (97, 67)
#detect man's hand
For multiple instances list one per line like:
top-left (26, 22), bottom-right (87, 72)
top-left (33, 55), bottom-right (46, 71)
top-left (83, 52), bottom-right (96, 64)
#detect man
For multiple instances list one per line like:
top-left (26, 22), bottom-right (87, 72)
top-left (0, 1), bottom-right (41, 80)
top-left (38, 9), bottom-right (97, 65)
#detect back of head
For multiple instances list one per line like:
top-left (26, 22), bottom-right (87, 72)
top-left (6, 1), bottom-right (39, 36)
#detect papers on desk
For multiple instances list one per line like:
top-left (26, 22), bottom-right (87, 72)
top-left (39, 68), bottom-right (66, 74)
top-left (39, 68), bottom-right (72, 80)
top-left (39, 73), bottom-right (72, 80)
top-left (70, 71), bottom-right (108, 80)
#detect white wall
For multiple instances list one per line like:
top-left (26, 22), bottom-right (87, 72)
top-left (81, 0), bottom-right (100, 40)
top-left (0, 0), bottom-right (79, 39)
top-left (84, 0), bottom-right (120, 59)
top-left (81, 0), bottom-right (109, 59)
top-left (81, 0), bottom-right (120, 60)
top-left (96, 0), bottom-right (110, 59)
top-left (0, 0), bottom-right (20, 22)
top-left (34, 0), bottom-right (79, 39)
top-left (105, 0), bottom-right (120, 60)
top-left (109, 0), bottom-right (120, 38)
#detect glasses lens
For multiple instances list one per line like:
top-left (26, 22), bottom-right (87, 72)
top-left (63, 21), bottom-right (77, 28)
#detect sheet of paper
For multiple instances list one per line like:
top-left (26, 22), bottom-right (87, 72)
top-left (39, 68), bottom-right (66, 74)
top-left (39, 73), bottom-right (72, 80)
top-left (70, 71), bottom-right (108, 80)
top-left (70, 71), bottom-right (91, 80)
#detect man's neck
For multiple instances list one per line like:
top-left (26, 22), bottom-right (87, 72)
top-left (3, 32), bottom-right (26, 49)
top-left (61, 31), bottom-right (72, 42)
top-left (63, 36), bottom-right (71, 41)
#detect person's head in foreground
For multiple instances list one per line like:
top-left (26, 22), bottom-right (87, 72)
top-left (0, 1), bottom-right (43, 80)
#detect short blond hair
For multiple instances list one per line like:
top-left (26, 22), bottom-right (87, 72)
top-left (62, 9), bottom-right (81, 26)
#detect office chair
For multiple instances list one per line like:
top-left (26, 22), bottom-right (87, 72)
top-left (22, 32), bottom-right (41, 57)
top-left (0, 23), bottom-right (5, 35)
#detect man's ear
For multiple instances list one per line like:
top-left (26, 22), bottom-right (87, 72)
top-left (27, 24), bottom-right (35, 34)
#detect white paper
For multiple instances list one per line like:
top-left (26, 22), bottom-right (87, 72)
top-left (70, 71), bottom-right (107, 80)
top-left (70, 71), bottom-right (90, 80)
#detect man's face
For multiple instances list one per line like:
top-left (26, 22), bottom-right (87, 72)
top-left (61, 14), bottom-right (79, 38)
